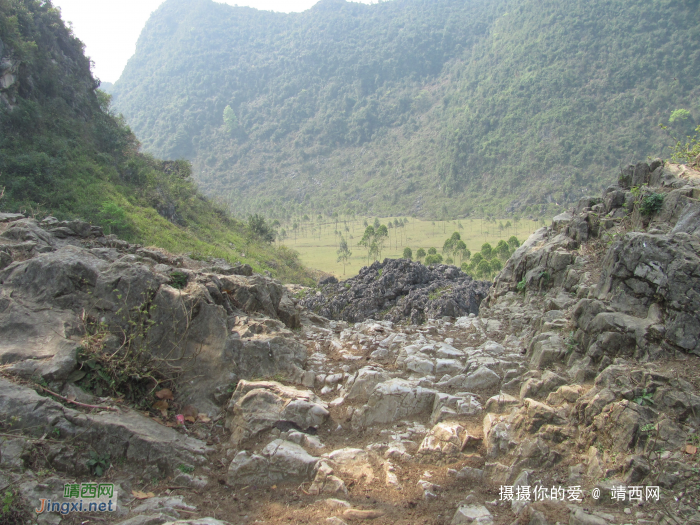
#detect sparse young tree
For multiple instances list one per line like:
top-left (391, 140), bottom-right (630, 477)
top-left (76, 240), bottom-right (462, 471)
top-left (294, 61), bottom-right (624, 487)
top-left (454, 240), bottom-right (468, 264)
top-left (403, 247), bottom-right (413, 260)
top-left (277, 228), bottom-right (287, 245)
top-left (337, 236), bottom-right (352, 275)
top-left (442, 232), bottom-right (461, 258)
top-left (358, 225), bottom-right (376, 265)
top-left (375, 224), bottom-right (389, 259)
top-left (428, 247), bottom-right (437, 255)
top-left (495, 239), bottom-right (510, 260)
top-left (416, 248), bottom-right (426, 262)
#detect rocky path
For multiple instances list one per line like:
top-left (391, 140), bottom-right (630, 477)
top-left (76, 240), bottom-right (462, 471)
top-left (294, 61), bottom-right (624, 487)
top-left (2, 160), bottom-right (700, 525)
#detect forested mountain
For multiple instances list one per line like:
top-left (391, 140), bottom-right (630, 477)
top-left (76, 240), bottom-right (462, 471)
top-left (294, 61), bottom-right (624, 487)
top-left (111, 0), bottom-right (700, 220)
top-left (0, 0), bottom-right (311, 283)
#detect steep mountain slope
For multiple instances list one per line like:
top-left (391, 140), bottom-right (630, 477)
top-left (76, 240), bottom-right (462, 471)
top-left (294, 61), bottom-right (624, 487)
top-left (0, 0), bottom-right (312, 283)
top-left (111, 0), bottom-right (700, 221)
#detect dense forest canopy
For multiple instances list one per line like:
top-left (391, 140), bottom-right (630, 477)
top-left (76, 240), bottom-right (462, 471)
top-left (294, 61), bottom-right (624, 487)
top-left (109, 0), bottom-right (698, 220)
top-left (0, 0), bottom-right (312, 283)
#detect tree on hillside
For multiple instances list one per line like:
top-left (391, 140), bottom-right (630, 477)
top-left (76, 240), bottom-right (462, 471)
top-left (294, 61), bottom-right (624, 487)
top-left (416, 248), bottom-right (426, 262)
top-left (508, 236), bottom-right (521, 249)
top-left (223, 105), bottom-right (239, 133)
top-left (428, 247), bottom-right (437, 255)
top-left (100, 201), bottom-right (130, 235)
top-left (337, 236), bottom-right (352, 275)
top-left (403, 247), bottom-right (413, 260)
top-left (248, 214), bottom-right (275, 243)
top-left (481, 242), bottom-right (493, 259)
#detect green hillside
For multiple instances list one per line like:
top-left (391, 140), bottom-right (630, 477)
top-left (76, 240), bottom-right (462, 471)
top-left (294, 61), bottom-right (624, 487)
top-left (110, 0), bottom-right (700, 221)
top-left (0, 0), bottom-right (312, 284)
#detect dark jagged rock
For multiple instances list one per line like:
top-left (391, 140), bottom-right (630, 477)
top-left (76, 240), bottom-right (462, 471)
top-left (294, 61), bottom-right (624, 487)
top-left (300, 258), bottom-right (491, 324)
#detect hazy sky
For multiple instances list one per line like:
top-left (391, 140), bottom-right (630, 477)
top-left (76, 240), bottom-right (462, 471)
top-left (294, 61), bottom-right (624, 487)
top-left (52, 0), bottom-right (379, 84)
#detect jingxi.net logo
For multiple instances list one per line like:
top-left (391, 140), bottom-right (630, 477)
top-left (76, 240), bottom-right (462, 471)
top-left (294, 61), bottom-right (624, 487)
top-left (35, 483), bottom-right (118, 516)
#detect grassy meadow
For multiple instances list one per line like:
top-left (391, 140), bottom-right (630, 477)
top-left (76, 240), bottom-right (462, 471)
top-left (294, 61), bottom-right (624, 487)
top-left (282, 216), bottom-right (544, 279)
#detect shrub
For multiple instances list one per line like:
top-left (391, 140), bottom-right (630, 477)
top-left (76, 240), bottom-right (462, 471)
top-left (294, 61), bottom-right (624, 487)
top-left (639, 193), bottom-right (665, 216)
top-left (248, 214), bottom-right (276, 243)
top-left (424, 253), bottom-right (443, 265)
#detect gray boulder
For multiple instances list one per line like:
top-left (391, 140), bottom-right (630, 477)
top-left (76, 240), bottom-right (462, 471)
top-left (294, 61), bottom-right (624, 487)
top-left (226, 381), bottom-right (329, 445)
top-left (351, 379), bottom-right (437, 428)
top-left (0, 377), bottom-right (211, 476)
top-left (227, 439), bottom-right (319, 486)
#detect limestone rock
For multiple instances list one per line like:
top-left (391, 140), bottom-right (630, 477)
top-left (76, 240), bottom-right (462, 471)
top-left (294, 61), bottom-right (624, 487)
top-left (419, 422), bottom-right (466, 456)
top-left (226, 381), bottom-right (329, 445)
top-left (431, 392), bottom-right (482, 424)
top-left (227, 439), bottom-right (319, 486)
top-left (451, 504), bottom-right (493, 525)
top-left (351, 379), bottom-right (436, 428)
top-left (321, 448), bottom-right (376, 485)
top-left (300, 258), bottom-right (490, 324)
top-left (0, 377), bottom-right (210, 476)
top-left (345, 367), bottom-right (389, 402)
top-left (597, 231), bottom-right (700, 354)
top-left (309, 461), bottom-right (347, 495)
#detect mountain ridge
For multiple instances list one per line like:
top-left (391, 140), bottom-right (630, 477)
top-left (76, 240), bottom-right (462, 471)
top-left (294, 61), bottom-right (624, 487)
top-left (0, 0), bottom-right (313, 284)
top-left (111, 0), bottom-right (700, 220)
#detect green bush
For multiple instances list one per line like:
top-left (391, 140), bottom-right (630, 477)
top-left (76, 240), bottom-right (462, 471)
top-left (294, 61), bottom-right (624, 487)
top-left (639, 193), bottom-right (665, 216)
top-left (424, 253), bottom-right (443, 265)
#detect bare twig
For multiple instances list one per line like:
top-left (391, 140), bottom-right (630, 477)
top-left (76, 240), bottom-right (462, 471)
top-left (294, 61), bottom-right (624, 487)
top-left (0, 432), bottom-right (62, 443)
top-left (38, 386), bottom-right (120, 412)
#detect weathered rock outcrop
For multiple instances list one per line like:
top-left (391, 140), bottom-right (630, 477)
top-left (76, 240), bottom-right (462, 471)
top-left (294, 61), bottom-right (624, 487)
top-left (300, 258), bottom-right (490, 324)
top-left (0, 216), bottom-right (305, 413)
